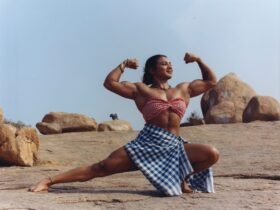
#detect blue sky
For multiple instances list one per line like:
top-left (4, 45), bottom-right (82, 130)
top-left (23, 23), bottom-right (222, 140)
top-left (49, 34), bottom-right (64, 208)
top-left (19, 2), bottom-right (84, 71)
top-left (0, 0), bottom-right (279, 130)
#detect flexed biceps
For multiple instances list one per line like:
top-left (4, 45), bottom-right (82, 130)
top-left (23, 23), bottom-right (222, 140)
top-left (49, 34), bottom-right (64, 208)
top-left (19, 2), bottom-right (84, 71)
top-left (29, 52), bottom-right (219, 196)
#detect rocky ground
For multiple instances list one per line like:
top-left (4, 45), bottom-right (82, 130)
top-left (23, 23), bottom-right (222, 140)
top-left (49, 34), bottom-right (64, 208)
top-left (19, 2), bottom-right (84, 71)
top-left (0, 121), bottom-right (279, 210)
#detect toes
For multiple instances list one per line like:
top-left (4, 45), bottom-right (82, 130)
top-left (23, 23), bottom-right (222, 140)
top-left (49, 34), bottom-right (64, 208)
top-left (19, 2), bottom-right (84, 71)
top-left (28, 186), bottom-right (35, 192)
top-left (27, 185), bottom-right (48, 192)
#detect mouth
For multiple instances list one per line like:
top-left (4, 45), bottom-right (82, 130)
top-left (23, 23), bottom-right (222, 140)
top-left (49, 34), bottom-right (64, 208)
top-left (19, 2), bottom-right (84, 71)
top-left (167, 69), bottom-right (173, 74)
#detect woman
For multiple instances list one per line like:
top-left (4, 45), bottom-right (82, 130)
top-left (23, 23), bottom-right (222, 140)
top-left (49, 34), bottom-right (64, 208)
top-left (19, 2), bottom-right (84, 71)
top-left (29, 52), bottom-right (219, 196)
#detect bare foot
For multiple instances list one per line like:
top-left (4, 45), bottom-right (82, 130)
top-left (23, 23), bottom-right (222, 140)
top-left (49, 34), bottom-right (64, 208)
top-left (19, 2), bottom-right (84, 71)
top-left (181, 180), bottom-right (194, 193)
top-left (28, 178), bottom-right (52, 192)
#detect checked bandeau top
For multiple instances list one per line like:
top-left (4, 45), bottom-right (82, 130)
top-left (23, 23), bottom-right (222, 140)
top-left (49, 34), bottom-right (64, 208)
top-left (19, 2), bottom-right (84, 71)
top-left (140, 97), bottom-right (188, 121)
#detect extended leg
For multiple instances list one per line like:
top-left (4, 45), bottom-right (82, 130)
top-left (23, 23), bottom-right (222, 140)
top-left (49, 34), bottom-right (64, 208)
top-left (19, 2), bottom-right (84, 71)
top-left (28, 147), bottom-right (137, 192)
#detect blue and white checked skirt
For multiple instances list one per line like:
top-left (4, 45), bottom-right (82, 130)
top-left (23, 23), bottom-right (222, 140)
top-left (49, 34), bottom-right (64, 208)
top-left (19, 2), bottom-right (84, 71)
top-left (124, 123), bottom-right (215, 196)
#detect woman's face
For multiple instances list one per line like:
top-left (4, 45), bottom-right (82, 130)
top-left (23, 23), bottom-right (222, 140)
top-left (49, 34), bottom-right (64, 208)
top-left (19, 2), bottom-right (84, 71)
top-left (151, 56), bottom-right (173, 80)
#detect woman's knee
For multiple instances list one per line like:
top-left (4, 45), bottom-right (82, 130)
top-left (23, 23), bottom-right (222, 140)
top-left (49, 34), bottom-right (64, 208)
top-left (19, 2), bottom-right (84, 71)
top-left (184, 143), bottom-right (219, 164)
top-left (208, 146), bottom-right (220, 164)
top-left (90, 159), bottom-right (112, 177)
top-left (97, 160), bottom-right (109, 173)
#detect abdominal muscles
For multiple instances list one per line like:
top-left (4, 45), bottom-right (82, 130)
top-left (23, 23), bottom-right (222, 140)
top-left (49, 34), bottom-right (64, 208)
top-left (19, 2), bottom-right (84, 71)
top-left (145, 109), bottom-right (182, 136)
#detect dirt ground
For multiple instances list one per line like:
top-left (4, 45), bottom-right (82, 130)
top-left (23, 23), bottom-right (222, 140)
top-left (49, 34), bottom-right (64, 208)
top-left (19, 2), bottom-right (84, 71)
top-left (0, 121), bottom-right (279, 210)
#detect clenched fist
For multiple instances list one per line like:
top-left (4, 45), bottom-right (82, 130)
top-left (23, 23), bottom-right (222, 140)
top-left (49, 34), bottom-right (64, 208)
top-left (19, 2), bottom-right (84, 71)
top-left (125, 58), bottom-right (139, 69)
top-left (184, 53), bottom-right (200, 64)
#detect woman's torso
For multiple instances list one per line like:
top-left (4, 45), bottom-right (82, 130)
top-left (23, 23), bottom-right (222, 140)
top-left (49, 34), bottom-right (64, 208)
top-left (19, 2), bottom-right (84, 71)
top-left (134, 82), bottom-right (190, 136)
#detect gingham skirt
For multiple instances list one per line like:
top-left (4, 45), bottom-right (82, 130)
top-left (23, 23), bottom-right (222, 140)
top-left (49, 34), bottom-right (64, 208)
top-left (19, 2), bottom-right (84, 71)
top-left (124, 123), bottom-right (214, 196)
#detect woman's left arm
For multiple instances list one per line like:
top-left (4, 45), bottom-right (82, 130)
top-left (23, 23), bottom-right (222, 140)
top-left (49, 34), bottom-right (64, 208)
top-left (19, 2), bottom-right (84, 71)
top-left (184, 53), bottom-right (217, 97)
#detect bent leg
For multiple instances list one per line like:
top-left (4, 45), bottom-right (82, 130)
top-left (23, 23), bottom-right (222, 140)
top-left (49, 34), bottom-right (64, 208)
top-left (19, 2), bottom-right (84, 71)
top-left (184, 143), bottom-right (219, 173)
top-left (181, 143), bottom-right (219, 193)
top-left (29, 147), bottom-right (137, 192)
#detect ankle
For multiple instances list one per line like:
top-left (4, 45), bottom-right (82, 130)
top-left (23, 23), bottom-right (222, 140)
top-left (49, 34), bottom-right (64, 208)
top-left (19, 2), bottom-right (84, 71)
top-left (45, 177), bottom-right (53, 186)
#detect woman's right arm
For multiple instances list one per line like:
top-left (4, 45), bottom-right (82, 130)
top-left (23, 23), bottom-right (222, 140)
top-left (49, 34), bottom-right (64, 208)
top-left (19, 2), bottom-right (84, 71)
top-left (103, 59), bottom-right (139, 99)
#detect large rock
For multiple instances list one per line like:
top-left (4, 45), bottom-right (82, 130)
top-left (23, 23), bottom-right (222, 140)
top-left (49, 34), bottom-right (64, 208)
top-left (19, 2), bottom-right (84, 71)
top-left (98, 120), bottom-right (133, 131)
top-left (201, 73), bottom-right (256, 124)
top-left (243, 96), bottom-right (280, 122)
top-left (36, 112), bottom-right (98, 134)
top-left (0, 124), bottom-right (39, 166)
top-left (0, 107), bottom-right (3, 124)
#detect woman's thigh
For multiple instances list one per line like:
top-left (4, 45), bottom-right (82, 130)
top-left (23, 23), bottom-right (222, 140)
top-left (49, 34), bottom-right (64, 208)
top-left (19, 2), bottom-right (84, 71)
top-left (183, 143), bottom-right (219, 164)
top-left (97, 147), bottom-right (138, 175)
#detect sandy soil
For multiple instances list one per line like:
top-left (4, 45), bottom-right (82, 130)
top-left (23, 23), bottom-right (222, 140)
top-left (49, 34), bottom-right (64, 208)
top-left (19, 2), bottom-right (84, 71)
top-left (0, 121), bottom-right (279, 210)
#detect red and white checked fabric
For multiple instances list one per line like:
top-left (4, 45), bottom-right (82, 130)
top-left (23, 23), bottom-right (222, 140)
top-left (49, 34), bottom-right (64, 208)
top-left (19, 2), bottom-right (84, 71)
top-left (140, 98), bottom-right (188, 121)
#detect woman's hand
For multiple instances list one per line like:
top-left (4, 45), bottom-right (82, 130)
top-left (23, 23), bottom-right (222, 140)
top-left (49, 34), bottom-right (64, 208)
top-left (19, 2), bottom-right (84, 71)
top-left (184, 53), bottom-right (200, 64)
top-left (125, 58), bottom-right (139, 69)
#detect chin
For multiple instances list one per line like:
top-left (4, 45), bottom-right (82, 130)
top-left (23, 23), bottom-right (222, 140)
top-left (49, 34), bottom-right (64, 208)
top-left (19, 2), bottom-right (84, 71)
top-left (166, 74), bottom-right (172, 79)
top-left (165, 76), bottom-right (172, 80)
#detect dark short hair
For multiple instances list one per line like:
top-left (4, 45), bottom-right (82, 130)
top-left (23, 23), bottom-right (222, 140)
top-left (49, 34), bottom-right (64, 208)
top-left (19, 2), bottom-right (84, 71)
top-left (142, 54), bottom-right (167, 85)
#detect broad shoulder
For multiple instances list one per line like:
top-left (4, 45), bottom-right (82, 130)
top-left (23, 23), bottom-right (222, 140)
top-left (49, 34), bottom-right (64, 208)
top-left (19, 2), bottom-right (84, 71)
top-left (119, 81), bottom-right (147, 89)
top-left (134, 82), bottom-right (151, 91)
top-left (174, 82), bottom-right (192, 98)
top-left (120, 81), bottom-right (151, 95)
top-left (176, 82), bottom-right (190, 88)
top-left (176, 82), bottom-right (190, 92)
top-left (120, 81), bottom-right (147, 87)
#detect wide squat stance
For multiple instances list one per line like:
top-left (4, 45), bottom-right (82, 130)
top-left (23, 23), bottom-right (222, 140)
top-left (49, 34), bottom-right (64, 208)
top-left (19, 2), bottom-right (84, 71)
top-left (29, 52), bottom-right (219, 196)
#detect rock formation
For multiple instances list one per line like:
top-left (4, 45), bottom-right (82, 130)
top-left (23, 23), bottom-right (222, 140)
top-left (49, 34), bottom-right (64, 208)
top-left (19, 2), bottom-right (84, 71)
top-left (243, 96), bottom-right (280, 122)
top-left (98, 119), bottom-right (133, 131)
top-left (36, 112), bottom-right (98, 134)
top-left (201, 73), bottom-right (256, 124)
top-left (0, 124), bottom-right (39, 166)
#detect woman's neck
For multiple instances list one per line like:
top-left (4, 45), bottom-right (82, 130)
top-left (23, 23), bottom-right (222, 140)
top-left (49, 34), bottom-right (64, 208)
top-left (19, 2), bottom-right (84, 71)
top-left (151, 81), bottom-right (171, 90)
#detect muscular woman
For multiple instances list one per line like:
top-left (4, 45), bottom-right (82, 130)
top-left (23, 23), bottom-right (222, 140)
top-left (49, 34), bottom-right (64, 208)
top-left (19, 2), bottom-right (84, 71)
top-left (29, 52), bottom-right (219, 196)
